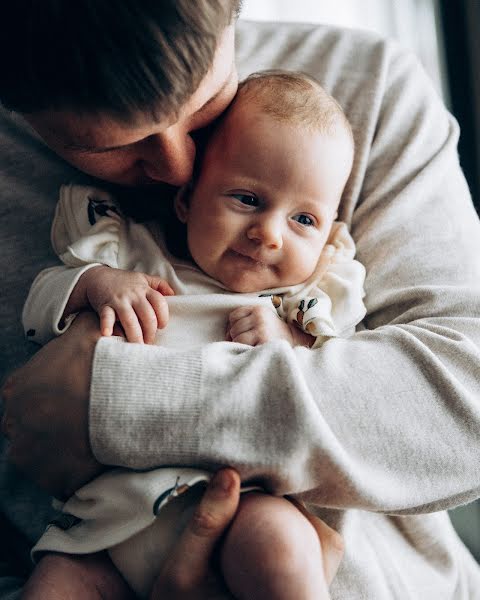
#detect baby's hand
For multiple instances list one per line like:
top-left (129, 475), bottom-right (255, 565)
top-left (84, 266), bottom-right (174, 344)
top-left (226, 305), bottom-right (294, 346)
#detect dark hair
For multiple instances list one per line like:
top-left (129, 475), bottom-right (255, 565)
top-left (0, 0), bottom-right (242, 119)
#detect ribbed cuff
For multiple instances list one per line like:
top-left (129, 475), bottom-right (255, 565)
top-left (90, 337), bottom-right (203, 468)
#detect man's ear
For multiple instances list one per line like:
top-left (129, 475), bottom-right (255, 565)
top-left (174, 186), bottom-right (190, 223)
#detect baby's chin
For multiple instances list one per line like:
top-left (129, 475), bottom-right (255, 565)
top-left (218, 274), bottom-right (269, 294)
top-left (220, 275), bottom-right (289, 294)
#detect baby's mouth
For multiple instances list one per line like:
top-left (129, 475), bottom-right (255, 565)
top-left (229, 248), bottom-right (270, 270)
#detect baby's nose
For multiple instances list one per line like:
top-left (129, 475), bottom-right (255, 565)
top-left (247, 218), bottom-right (283, 249)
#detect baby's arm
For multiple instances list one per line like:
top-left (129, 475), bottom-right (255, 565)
top-left (22, 552), bottom-right (134, 600)
top-left (227, 305), bottom-right (314, 348)
top-left (63, 266), bottom-right (174, 344)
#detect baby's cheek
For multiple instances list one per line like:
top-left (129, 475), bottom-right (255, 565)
top-left (289, 248), bottom-right (320, 283)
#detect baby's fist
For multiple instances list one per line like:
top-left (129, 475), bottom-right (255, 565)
top-left (226, 305), bottom-right (293, 346)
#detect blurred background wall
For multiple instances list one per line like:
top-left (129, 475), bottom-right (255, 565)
top-left (239, 0), bottom-right (480, 563)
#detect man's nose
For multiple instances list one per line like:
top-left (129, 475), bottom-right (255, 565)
top-left (247, 216), bottom-right (283, 250)
top-left (139, 127), bottom-right (195, 186)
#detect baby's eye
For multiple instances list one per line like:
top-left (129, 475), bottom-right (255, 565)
top-left (292, 214), bottom-right (315, 226)
top-left (230, 193), bottom-right (259, 207)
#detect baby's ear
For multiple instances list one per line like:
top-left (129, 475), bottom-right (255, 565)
top-left (174, 185), bottom-right (190, 223)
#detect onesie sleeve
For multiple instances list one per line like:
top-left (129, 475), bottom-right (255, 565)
top-left (22, 185), bottom-right (126, 344)
top-left (21, 264), bottom-right (101, 345)
top-left (280, 222), bottom-right (367, 348)
top-left (52, 184), bottom-right (124, 269)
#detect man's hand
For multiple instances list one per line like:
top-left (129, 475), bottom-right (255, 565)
top-left (150, 469), bottom-right (344, 599)
top-left (1, 312), bottom-right (104, 499)
top-left (83, 266), bottom-right (174, 344)
top-left (150, 469), bottom-right (240, 599)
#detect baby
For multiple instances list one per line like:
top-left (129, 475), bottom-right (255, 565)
top-left (22, 71), bottom-right (365, 600)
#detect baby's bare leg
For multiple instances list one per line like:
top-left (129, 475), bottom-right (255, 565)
top-left (21, 552), bottom-right (134, 600)
top-left (220, 493), bottom-right (331, 600)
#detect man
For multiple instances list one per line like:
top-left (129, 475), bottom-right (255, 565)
top-left (1, 1), bottom-right (480, 598)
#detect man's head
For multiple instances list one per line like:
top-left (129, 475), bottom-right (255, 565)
top-left (0, 0), bottom-right (242, 187)
top-left (175, 71), bottom-right (354, 293)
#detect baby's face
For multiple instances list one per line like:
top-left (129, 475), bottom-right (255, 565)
top-left (176, 101), bottom-right (353, 293)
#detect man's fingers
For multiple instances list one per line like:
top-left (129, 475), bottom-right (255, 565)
top-left (157, 469), bottom-right (240, 594)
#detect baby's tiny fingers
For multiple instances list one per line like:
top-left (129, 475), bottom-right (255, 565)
top-left (100, 305), bottom-right (116, 337)
top-left (230, 330), bottom-right (258, 347)
top-left (134, 299), bottom-right (160, 345)
top-left (228, 315), bottom-right (256, 340)
top-left (116, 304), bottom-right (144, 344)
top-left (149, 276), bottom-right (175, 297)
top-left (147, 290), bottom-right (169, 330)
top-left (158, 281), bottom-right (175, 296)
top-left (228, 306), bottom-right (253, 325)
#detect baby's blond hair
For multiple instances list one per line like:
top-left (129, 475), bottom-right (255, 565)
top-left (235, 70), bottom-right (353, 147)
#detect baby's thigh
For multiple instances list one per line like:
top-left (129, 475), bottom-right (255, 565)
top-left (222, 492), bottom-right (322, 564)
top-left (22, 552), bottom-right (133, 600)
